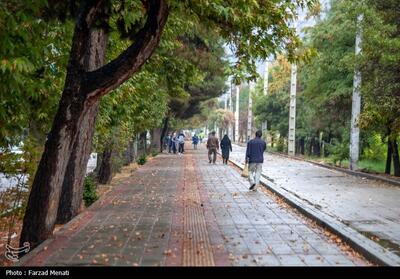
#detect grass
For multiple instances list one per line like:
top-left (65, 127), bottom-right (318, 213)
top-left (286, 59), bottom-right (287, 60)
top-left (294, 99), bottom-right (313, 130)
top-left (268, 147), bottom-right (394, 176)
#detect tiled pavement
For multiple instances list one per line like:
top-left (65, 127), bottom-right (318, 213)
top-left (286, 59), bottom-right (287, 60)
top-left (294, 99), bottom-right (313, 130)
top-left (229, 144), bottom-right (400, 258)
top-left (19, 147), bottom-right (368, 266)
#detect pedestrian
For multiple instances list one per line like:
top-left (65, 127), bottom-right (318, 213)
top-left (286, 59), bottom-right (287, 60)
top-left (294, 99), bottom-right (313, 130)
top-left (192, 134), bottom-right (199, 150)
top-left (178, 132), bottom-right (185, 154)
top-left (245, 130), bottom-right (266, 191)
top-left (171, 132), bottom-right (178, 154)
top-left (166, 133), bottom-right (172, 153)
top-left (206, 131), bottom-right (219, 164)
top-left (220, 134), bottom-right (232, 165)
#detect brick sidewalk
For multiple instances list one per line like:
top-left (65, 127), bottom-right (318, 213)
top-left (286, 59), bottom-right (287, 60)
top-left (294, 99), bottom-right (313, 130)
top-left (17, 147), bottom-right (368, 266)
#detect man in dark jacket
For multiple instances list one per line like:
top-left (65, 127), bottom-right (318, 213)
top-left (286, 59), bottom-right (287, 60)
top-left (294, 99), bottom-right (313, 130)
top-left (245, 130), bottom-right (266, 191)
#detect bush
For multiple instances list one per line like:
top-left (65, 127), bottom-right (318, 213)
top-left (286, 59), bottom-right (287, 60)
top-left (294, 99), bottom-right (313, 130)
top-left (83, 176), bottom-right (98, 207)
top-left (276, 137), bottom-right (286, 153)
top-left (137, 154), bottom-right (147, 165)
top-left (326, 139), bottom-right (349, 167)
top-left (362, 134), bottom-right (386, 162)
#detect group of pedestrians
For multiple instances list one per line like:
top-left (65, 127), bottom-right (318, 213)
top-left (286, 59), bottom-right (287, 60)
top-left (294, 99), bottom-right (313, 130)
top-left (206, 130), bottom-right (266, 191)
top-left (166, 129), bottom-right (267, 192)
top-left (166, 132), bottom-right (186, 155)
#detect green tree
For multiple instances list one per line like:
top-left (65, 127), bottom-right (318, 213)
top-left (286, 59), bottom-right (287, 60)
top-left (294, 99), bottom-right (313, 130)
top-left (18, 0), bottom-right (316, 249)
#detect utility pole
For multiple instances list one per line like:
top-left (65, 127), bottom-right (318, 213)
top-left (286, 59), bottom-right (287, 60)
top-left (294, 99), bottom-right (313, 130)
top-left (350, 14), bottom-right (363, 170)
top-left (288, 64), bottom-right (297, 156)
top-left (263, 61), bottom-right (269, 96)
top-left (235, 85), bottom-right (240, 142)
top-left (247, 82), bottom-right (254, 142)
top-left (229, 81), bottom-right (234, 140)
top-left (262, 60), bottom-right (269, 136)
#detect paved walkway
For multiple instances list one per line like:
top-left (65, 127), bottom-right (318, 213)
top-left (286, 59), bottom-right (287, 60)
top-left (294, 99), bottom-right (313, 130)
top-left (229, 144), bottom-right (400, 257)
top-left (18, 147), bottom-right (367, 266)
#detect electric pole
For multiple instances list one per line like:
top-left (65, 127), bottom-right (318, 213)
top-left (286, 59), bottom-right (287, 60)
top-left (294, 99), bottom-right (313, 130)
top-left (235, 85), bottom-right (240, 142)
top-left (229, 81), bottom-right (234, 140)
top-left (247, 82), bottom-right (254, 142)
top-left (262, 60), bottom-right (269, 136)
top-left (350, 14), bottom-right (363, 170)
top-left (288, 64), bottom-right (297, 156)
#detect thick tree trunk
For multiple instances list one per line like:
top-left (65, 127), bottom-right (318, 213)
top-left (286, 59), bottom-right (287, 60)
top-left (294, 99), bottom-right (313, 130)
top-left (98, 144), bottom-right (114, 184)
top-left (160, 117), bottom-right (169, 152)
top-left (385, 139), bottom-right (393, 174)
top-left (20, 0), bottom-right (169, 251)
top-left (56, 28), bottom-right (106, 224)
top-left (392, 139), bottom-right (400, 177)
top-left (150, 128), bottom-right (162, 152)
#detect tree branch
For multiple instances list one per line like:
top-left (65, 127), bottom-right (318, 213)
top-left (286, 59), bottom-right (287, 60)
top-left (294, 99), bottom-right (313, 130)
top-left (67, 0), bottom-right (106, 68)
top-left (84, 0), bottom-right (169, 100)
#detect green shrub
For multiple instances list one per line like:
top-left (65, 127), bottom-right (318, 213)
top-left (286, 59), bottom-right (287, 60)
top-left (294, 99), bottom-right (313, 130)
top-left (83, 176), bottom-right (98, 207)
top-left (137, 154), bottom-right (147, 165)
top-left (276, 137), bottom-right (285, 152)
top-left (326, 139), bottom-right (349, 167)
top-left (362, 134), bottom-right (386, 162)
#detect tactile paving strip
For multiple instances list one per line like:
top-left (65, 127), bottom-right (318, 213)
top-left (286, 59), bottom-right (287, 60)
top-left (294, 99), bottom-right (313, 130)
top-left (182, 154), bottom-right (215, 266)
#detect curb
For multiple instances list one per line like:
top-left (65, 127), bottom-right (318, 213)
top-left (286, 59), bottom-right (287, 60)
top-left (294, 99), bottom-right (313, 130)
top-left (227, 156), bottom-right (400, 266)
top-left (268, 151), bottom-right (400, 188)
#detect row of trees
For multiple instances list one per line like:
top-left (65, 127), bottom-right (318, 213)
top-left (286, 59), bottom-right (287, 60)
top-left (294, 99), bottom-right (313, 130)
top-left (0, 0), bottom-right (316, 251)
top-left (253, 0), bottom-right (400, 176)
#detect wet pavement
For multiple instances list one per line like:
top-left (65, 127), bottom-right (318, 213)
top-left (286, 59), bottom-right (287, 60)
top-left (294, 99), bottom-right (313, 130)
top-left (229, 144), bottom-right (400, 258)
top-left (18, 147), bottom-right (367, 266)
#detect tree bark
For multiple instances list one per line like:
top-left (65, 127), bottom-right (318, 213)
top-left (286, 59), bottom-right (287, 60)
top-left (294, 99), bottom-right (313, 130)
top-left (123, 140), bottom-right (135, 165)
top-left (314, 138), bottom-right (321, 157)
top-left (160, 117), bottom-right (169, 152)
top-left (300, 138), bottom-right (305, 155)
top-left (150, 128), bottom-right (162, 152)
top-left (20, 0), bottom-right (169, 250)
top-left (392, 139), bottom-right (400, 177)
top-left (98, 144), bottom-right (114, 184)
top-left (56, 27), bottom-right (106, 225)
top-left (385, 139), bottom-right (393, 174)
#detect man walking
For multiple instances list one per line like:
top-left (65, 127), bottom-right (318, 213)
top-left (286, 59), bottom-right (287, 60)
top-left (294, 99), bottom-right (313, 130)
top-left (192, 134), bottom-right (199, 150)
top-left (206, 131), bottom-right (219, 164)
top-left (245, 130), bottom-right (266, 191)
top-left (178, 132), bottom-right (185, 154)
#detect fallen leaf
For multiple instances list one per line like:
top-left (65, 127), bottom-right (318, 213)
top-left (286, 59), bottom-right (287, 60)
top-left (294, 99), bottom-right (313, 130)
top-left (163, 249), bottom-right (172, 255)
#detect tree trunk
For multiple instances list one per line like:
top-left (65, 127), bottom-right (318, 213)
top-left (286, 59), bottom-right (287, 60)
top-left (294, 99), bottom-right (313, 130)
top-left (300, 138), bottom-right (305, 155)
top-left (314, 138), bottom-right (321, 157)
top-left (20, 0), bottom-right (169, 250)
top-left (385, 139), bottom-right (392, 174)
top-left (98, 144), bottom-right (114, 184)
top-left (56, 28), bottom-right (106, 225)
top-left (309, 138), bottom-right (314, 156)
top-left (123, 140), bottom-right (135, 165)
top-left (150, 128), bottom-right (162, 152)
top-left (392, 139), bottom-right (400, 177)
top-left (138, 132), bottom-right (147, 157)
top-left (160, 117), bottom-right (169, 152)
